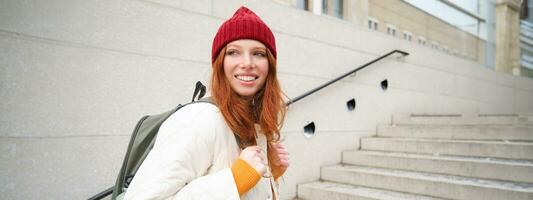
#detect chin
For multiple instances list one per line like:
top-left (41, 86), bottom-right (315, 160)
top-left (237, 92), bottom-right (256, 97)
top-left (235, 89), bottom-right (259, 97)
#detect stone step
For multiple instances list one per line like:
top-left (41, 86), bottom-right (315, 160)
top-left (392, 114), bottom-right (533, 125)
top-left (297, 181), bottom-right (444, 200)
top-left (321, 165), bottom-right (533, 200)
top-left (342, 150), bottom-right (533, 184)
top-left (377, 124), bottom-right (533, 141)
top-left (361, 137), bottom-right (533, 160)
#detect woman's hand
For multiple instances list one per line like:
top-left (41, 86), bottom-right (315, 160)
top-left (271, 142), bottom-right (290, 178)
top-left (239, 146), bottom-right (268, 176)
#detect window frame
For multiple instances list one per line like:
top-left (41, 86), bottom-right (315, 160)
top-left (402, 31), bottom-right (412, 41)
top-left (386, 24), bottom-right (397, 37)
top-left (367, 17), bottom-right (379, 31)
top-left (417, 36), bottom-right (426, 46)
top-left (430, 41), bottom-right (439, 49)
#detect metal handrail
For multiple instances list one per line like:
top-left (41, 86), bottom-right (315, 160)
top-left (88, 49), bottom-right (409, 200)
top-left (88, 186), bottom-right (113, 200)
top-left (285, 49), bottom-right (409, 106)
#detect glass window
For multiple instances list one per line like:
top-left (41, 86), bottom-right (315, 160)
top-left (442, 46), bottom-right (449, 53)
top-left (368, 18), bottom-right (378, 30)
top-left (387, 24), bottom-right (396, 36)
top-left (431, 41), bottom-right (439, 49)
top-left (333, 0), bottom-right (343, 19)
top-left (296, 0), bottom-right (310, 11)
top-left (403, 31), bottom-right (412, 41)
top-left (322, 0), bottom-right (328, 15)
top-left (418, 36), bottom-right (426, 45)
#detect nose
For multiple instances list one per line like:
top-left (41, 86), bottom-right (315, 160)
top-left (240, 52), bottom-right (255, 69)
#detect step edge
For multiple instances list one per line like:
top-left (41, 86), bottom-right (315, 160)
top-left (342, 150), bottom-right (533, 166)
top-left (322, 164), bottom-right (533, 193)
top-left (298, 181), bottom-right (445, 200)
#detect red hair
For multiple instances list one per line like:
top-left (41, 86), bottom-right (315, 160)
top-left (210, 46), bottom-right (286, 176)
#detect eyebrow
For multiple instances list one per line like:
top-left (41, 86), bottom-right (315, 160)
top-left (226, 44), bottom-right (266, 51)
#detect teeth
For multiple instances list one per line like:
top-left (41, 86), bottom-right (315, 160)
top-left (236, 75), bottom-right (256, 81)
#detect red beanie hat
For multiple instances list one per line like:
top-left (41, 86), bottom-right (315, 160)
top-left (212, 6), bottom-right (276, 64)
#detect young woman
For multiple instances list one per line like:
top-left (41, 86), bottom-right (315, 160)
top-left (124, 6), bottom-right (289, 200)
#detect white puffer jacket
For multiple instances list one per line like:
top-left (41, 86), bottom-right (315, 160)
top-left (123, 102), bottom-right (279, 200)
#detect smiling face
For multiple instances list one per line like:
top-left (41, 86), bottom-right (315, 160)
top-left (223, 39), bottom-right (270, 97)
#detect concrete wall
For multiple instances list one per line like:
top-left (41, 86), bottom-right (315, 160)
top-left (1, 0), bottom-right (533, 199)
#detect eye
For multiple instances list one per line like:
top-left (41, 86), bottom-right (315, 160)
top-left (226, 50), bottom-right (239, 56)
top-left (254, 51), bottom-right (266, 57)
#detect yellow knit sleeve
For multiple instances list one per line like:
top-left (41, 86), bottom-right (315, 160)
top-left (231, 158), bottom-right (261, 196)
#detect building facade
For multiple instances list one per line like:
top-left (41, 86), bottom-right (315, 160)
top-left (278, 0), bottom-right (528, 77)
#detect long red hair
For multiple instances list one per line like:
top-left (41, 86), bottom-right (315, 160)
top-left (210, 45), bottom-right (286, 176)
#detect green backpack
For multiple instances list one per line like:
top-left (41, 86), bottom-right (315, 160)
top-left (110, 81), bottom-right (211, 200)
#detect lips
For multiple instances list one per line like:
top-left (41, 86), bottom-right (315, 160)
top-left (235, 75), bottom-right (258, 82)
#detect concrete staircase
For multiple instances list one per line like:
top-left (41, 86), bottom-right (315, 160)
top-left (297, 114), bottom-right (533, 200)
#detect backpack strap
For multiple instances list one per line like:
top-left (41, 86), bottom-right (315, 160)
top-left (192, 81), bottom-right (207, 102)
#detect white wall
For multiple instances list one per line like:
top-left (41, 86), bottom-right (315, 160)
top-left (1, 0), bottom-right (533, 199)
